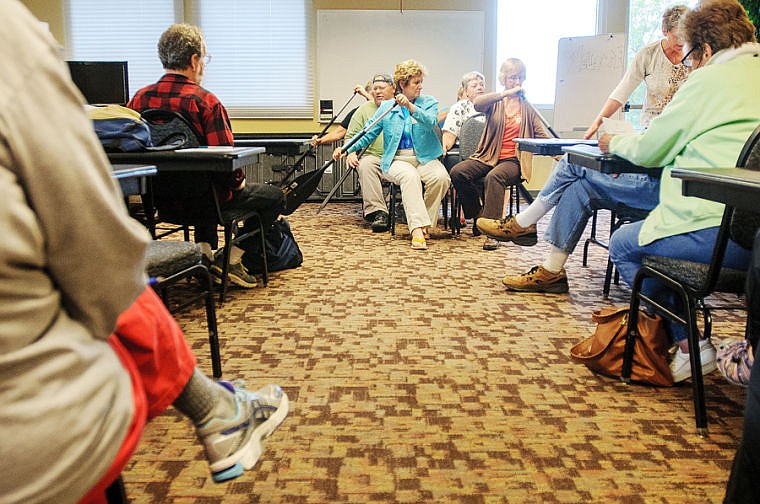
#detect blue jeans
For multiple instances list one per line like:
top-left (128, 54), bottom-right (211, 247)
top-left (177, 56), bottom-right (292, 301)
top-left (609, 220), bottom-right (752, 342)
top-left (538, 155), bottom-right (660, 253)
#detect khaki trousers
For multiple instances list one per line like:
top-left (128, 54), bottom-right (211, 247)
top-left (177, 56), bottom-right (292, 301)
top-left (386, 149), bottom-right (450, 232)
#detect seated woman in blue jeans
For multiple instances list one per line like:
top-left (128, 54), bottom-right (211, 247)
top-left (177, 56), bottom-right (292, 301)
top-left (484, 6), bottom-right (690, 291)
top-left (607, 0), bottom-right (760, 383)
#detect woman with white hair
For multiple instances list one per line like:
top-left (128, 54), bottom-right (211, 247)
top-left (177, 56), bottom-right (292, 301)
top-left (441, 70), bottom-right (486, 154)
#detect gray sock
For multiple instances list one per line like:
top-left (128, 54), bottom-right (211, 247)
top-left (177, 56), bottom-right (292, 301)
top-left (173, 369), bottom-right (236, 426)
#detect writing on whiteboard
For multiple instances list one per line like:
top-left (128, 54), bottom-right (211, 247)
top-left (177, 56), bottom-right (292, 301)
top-left (563, 44), bottom-right (626, 73)
top-left (554, 34), bottom-right (627, 134)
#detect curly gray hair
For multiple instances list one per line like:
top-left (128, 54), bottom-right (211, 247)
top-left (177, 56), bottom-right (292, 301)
top-left (662, 4), bottom-right (689, 32)
top-left (158, 24), bottom-right (205, 70)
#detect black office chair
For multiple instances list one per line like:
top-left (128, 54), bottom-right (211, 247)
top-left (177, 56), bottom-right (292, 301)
top-left (149, 171), bottom-right (268, 304)
top-left (434, 124), bottom-right (451, 231)
top-left (137, 109), bottom-right (201, 241)
top-left (622, 123), bottom-right (760, 435)
top-left (583, 205), bottom-right (650, 297)
top-left (442, 147), bottom-right (462, 232)
top-left (103, 245), bottom-right (222, 504)
top-left (450, 114), bottom-right (529, 235)
top-left (145, 240), bottom-right (222, 378)
top-left (141, 109), bottom-right (269, 304)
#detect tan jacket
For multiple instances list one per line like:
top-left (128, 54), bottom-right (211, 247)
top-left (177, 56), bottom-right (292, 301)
top-left (0, 2), bottom-right (150, 501)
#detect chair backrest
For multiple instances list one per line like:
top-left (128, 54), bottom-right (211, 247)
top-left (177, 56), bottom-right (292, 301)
top-left (433, 123), bottom-right (443, 159)
top-left (139, 109), bottom-right (219, 224)
top-left (737, 123), bottom-right (760, 170)
top-left (730, 123), bottom-right (760, 249)
top-left (458, 113), bottom-right (485, 160)
top-left (141, 108), bottom-right (202, 149)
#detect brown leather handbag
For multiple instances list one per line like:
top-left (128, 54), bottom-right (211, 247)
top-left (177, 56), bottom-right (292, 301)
top-left (570, 307), bottom-right (674, 387)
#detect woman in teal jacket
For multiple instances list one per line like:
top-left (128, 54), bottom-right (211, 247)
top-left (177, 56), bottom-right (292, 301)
top-left (342, 59), bottom-right (450, 250)
top-left (606, 0), bottom-right (760, 383)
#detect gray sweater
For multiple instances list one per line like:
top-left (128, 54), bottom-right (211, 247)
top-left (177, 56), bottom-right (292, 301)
top-left (0, 2), bottom-right (151, 501)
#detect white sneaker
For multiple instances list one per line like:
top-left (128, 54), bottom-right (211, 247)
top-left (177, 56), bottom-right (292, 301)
top-left (669, 339), bottom-right (718, 383)
top-left (197, 381), bottom-right (289, 482)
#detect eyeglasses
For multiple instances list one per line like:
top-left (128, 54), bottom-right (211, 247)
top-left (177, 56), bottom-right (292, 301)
top-left (681, 46), bottom-right (697, 68)
top-left (202, 54), bottom-right (212, 65)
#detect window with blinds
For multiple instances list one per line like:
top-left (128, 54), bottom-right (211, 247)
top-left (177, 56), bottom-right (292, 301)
top-left (66, 0), bottom-right (314, 119)
top-left (192, 0), bottom-right (314, 119)
top-left (64, 1), bottom-right (179, 101)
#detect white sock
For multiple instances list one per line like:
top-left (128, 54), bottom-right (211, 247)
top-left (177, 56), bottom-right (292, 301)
top-left (542, 246), bottom-right (569, 273)
top-left (229, 245), bottom-right (245, 264)
top-left (515, 199), bottom-right (549, 228)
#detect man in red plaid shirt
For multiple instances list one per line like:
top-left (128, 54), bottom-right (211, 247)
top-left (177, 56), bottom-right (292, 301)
top-left (128, 23), bottom-right (284, 288)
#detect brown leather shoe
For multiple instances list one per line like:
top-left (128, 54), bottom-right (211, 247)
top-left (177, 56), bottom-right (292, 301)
top-left (502, 265), bottom-right (569, 293)
top-left (476, 216), bottom-right (537, 246)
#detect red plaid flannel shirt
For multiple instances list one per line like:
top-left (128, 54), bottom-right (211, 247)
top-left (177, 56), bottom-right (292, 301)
top-left (127, 74), bottom-right (243, 199)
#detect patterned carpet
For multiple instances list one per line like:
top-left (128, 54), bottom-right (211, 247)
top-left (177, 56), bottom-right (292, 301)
top-left (123, 202), bottom-right (749, 503)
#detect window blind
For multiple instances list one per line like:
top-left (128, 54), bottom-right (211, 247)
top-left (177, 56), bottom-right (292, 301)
top-left (66, 0), bottom-right (314, 119)
top-left (65, 0), bottom-right (179, 99)
top-left (193, 0), bottom-right (314, 118)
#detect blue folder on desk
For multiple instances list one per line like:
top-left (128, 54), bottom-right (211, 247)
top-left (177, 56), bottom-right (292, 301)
top-left (514, 138), bottom-right (598, 157)
top-left (562, 144), bottom-right (604, 156)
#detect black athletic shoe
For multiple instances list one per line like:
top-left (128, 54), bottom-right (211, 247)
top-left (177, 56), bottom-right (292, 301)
top-left (364, 210), bottom-right (382, 223)
top-left (371, 212), bottom-right (390, 232)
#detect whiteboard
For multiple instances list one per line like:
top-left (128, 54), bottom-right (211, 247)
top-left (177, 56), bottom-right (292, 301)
top-left (317, 10), bottom-right (485, 122)
top-left (553, 33), bottom-right (626, 135)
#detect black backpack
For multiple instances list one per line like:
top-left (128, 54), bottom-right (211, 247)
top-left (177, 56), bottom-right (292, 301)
top-left (242, 218), bottom-right (303, 274)
top-left (141, 108), bottom-right (202, 149)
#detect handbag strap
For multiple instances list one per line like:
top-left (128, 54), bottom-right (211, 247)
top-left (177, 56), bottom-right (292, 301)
top-left (591, 307), bottom-right (629, 324)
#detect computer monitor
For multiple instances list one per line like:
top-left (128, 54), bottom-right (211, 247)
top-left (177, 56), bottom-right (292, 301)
top-left (67, 61), bottom-right (129, 105)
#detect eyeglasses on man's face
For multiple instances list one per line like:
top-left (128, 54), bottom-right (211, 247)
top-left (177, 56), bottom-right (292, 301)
top-left (202, 54), bottom-right (212, 65)
top-left (681, 45), bottom-right (697, 68)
